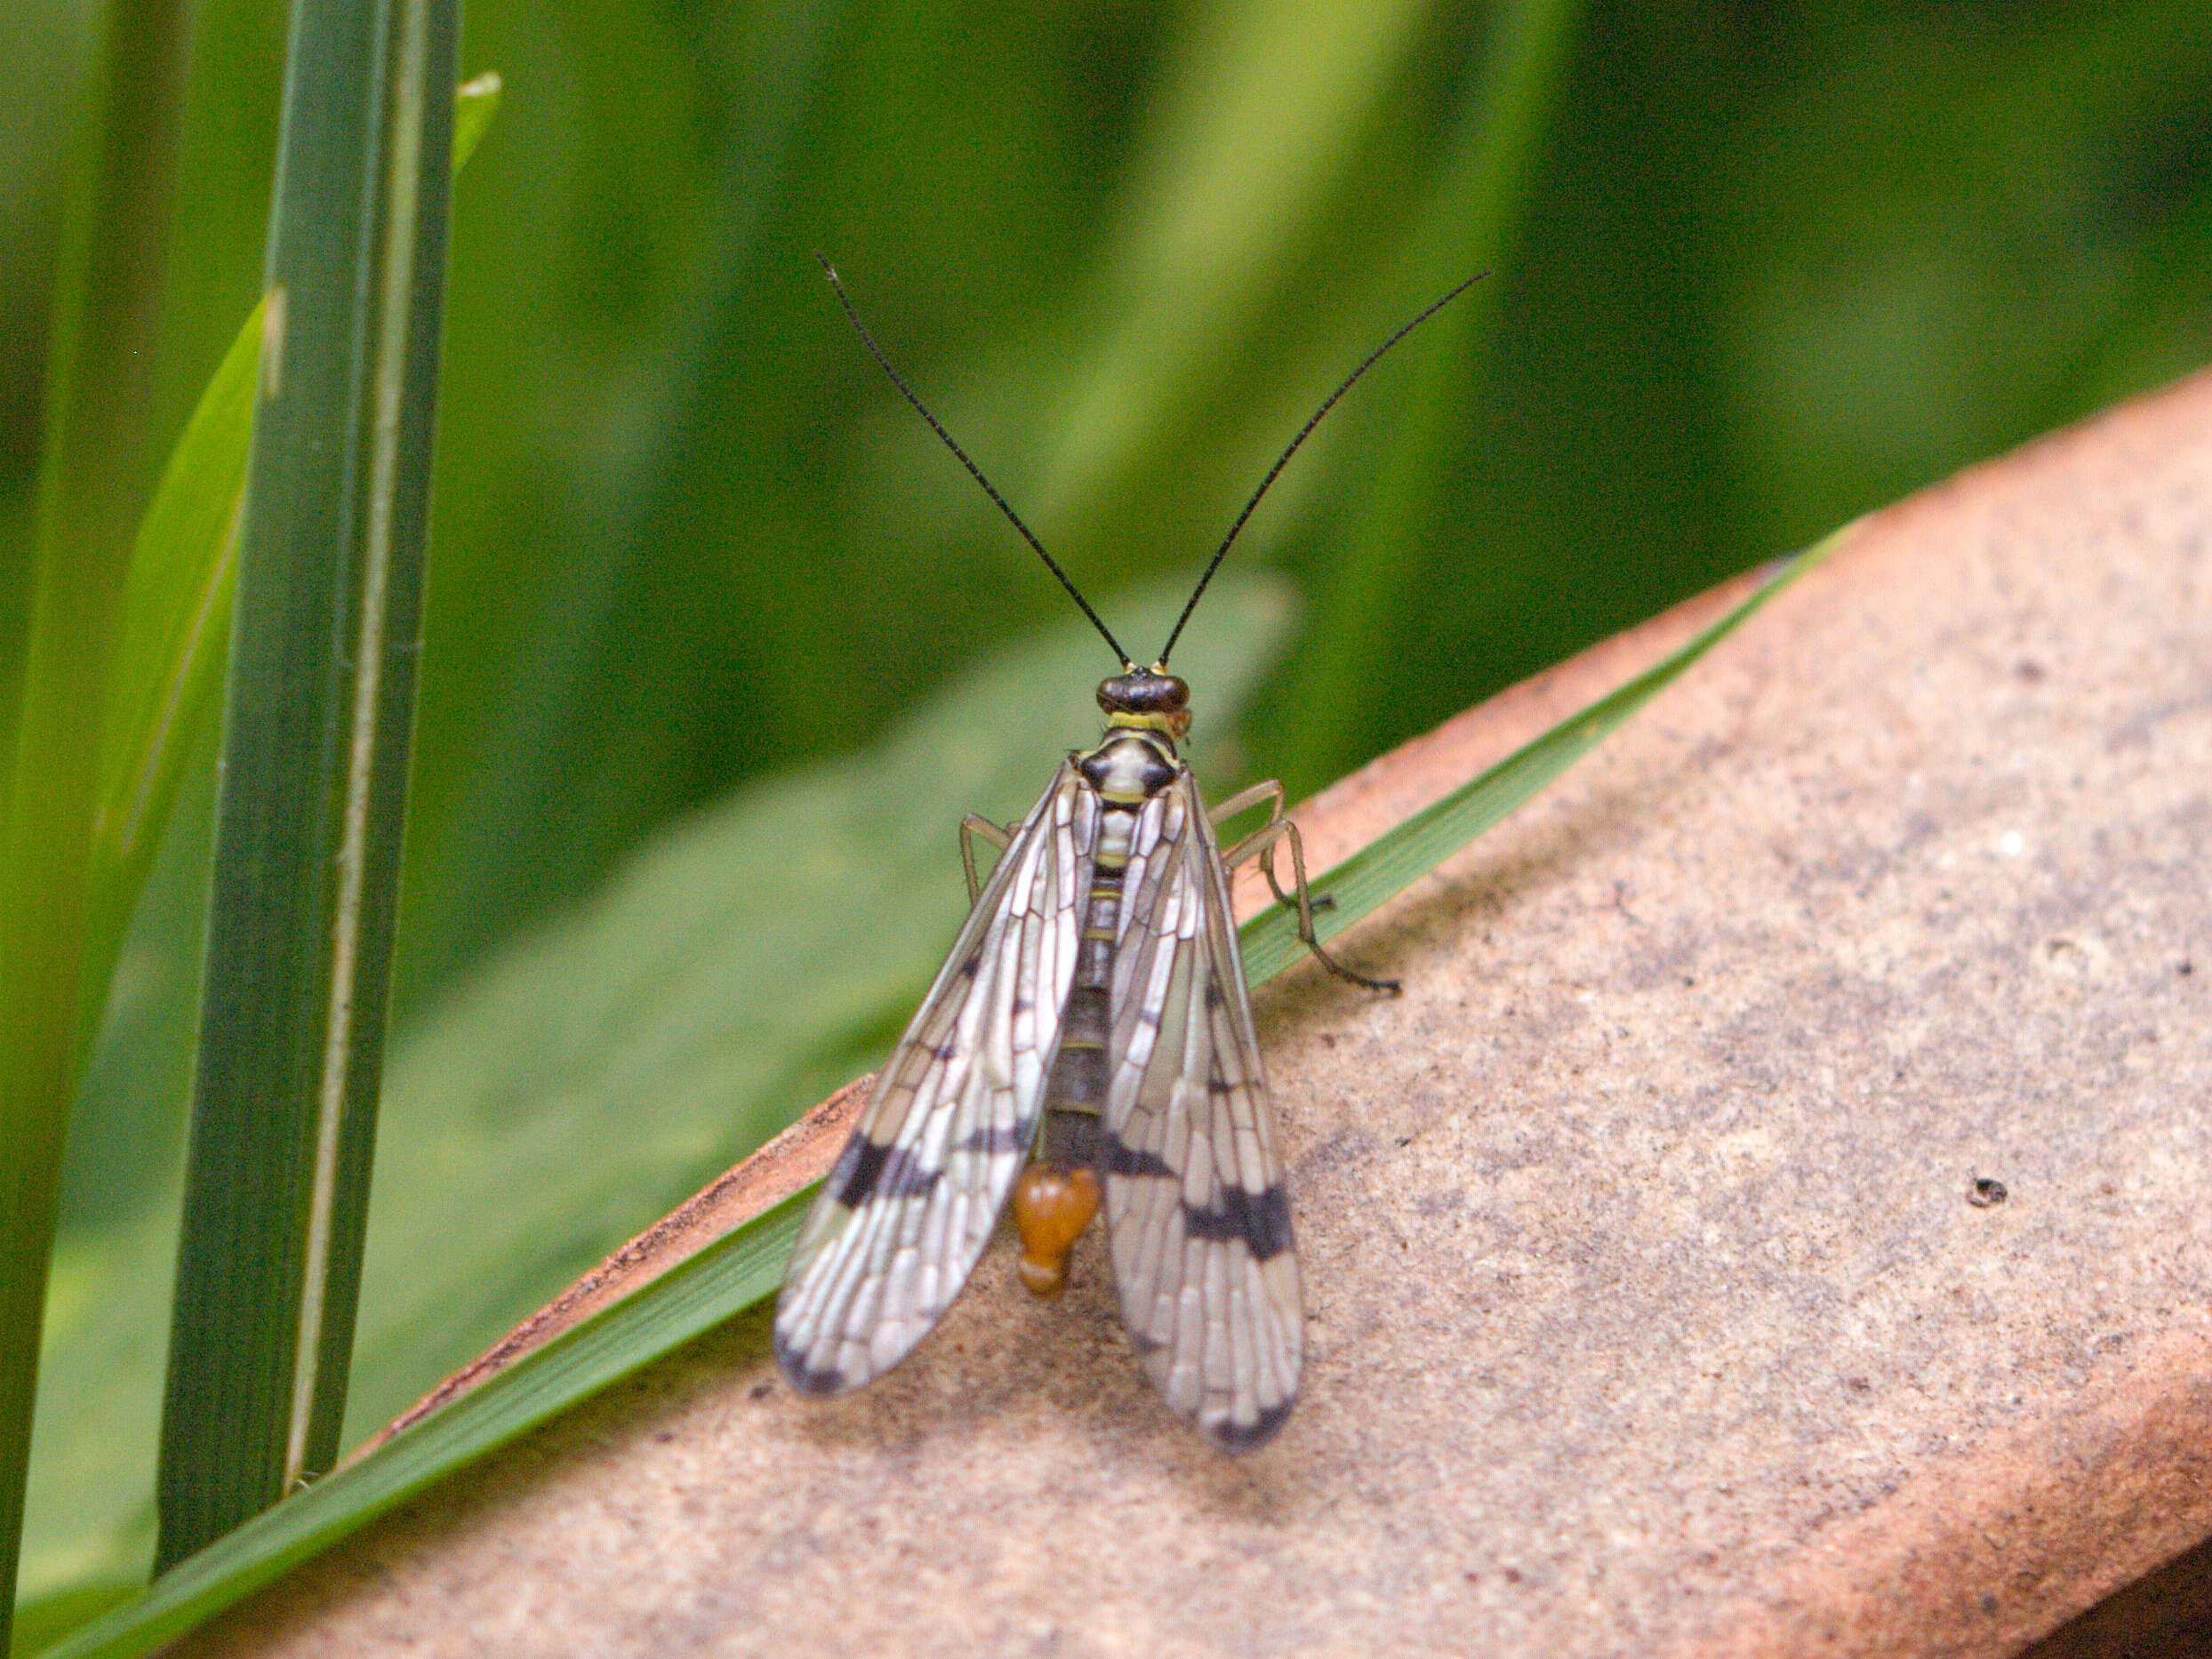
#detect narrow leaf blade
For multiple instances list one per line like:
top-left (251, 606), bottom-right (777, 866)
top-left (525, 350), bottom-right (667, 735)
top-left (153, 0), bottom-right (462, 1563)
top-left (0, 0), bottom-right (193, 1646)
top-left (81, 73), bottom-right (502, 1061)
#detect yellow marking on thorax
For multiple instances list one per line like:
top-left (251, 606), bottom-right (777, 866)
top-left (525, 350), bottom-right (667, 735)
top-left (1103, 710), bottom-right (1181, 735)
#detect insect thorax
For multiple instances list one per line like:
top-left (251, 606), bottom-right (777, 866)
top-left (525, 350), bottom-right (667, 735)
top-left (1077, 728), bottom-right (1180, 810)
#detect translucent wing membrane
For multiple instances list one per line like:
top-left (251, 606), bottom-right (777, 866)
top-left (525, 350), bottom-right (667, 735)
top-left (1102, 773), bottom-right (1302, 1448)
top-left (775, 764), bottom-right (1097, 1392)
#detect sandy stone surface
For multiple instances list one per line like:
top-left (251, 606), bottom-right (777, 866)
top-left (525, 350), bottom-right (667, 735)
top-left (192, 367), bottom-right (2212, 1657)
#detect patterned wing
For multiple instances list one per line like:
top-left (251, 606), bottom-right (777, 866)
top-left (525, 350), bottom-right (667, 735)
top-left (1102, 773), bottom-right (1302, 1448)
top-left (775, 762), bottom-right (1097, 1393)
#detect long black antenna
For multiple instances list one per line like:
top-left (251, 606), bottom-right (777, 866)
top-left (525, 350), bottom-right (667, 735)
top-left (1156, 269), bottom-right (1490, 667)
top-left (817, 254), bottom-right (1133, 669)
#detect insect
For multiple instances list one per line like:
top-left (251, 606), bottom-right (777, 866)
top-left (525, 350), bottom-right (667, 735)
top-left (774, 260), bottom-right (1482, 1447)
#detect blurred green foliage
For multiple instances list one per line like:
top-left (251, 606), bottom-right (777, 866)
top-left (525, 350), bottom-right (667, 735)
top-left (6, 0), bottom-right (2205, 1017)
top-left (4, 0), bottom-right (2209, 1633)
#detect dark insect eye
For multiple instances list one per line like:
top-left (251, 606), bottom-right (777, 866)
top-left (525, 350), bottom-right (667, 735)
top-left (1096, 671), bottom-right (1190, 716)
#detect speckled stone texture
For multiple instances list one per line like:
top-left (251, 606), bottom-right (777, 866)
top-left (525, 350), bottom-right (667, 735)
top-left (193, 366), bottom-right (2212, 1658)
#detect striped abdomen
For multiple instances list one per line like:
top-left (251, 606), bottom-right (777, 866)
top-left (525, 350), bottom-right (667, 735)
top-left (1010, 728), bottom-right (1178, 1297)
top-left (1034, 823), bottom-right (1126, 1174)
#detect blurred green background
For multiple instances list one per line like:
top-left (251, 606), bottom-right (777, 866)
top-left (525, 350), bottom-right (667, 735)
top-left (5, 0), bottom-right (2210, 1628)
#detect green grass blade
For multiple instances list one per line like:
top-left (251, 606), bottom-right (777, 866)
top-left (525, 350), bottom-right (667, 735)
top-left (0, 0), bottom-right (191, 1646)
top-left (152, 0), bottom-right (462, 1567)
top-left (40, 533), bottom-right (1837, 1659)
top-left (6, 84), bottom-right (497, 1639)
top-left (1242, 533), bottom-right (1845, 984)
top-left (80, 73), bottom-right (499, 1067)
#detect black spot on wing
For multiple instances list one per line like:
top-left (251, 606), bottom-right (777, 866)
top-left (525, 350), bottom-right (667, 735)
top-left (1180, 1182), bottom-right (1293, 1259)
top-left (831, 1136), bottom-right (942, 1205)
top-left (1102, 1134), bottom-right (1175, 1181)
top-left (825, 1134), bottom-right (875, 1205)
top-left (952, 1123), bottom-right (1029, 1156)
top-left (774, 1340), bottom-right (851, 1397)
top-left (1209, 1398), bottom-right (1293, 1451)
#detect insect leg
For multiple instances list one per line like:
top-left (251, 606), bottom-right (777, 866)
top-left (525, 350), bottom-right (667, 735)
top-left (1206, 780), bottom-right (1283, 827)
top-left (959, 813), bottom-right (1014, 907)
top-left (1224, 814), bottom-right (1399, 994)
top-left (1213, 779), bottom-right (1335, 913)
